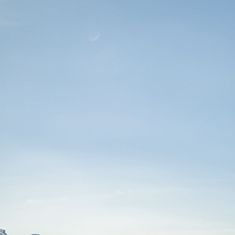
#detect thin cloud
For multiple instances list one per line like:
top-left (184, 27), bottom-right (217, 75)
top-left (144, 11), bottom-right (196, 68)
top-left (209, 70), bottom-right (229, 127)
top-left (25, 197), bottom-right (69, 207)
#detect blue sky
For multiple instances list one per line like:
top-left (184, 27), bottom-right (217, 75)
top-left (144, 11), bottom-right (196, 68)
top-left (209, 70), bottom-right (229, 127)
top-left (1, 0), bottom-right (235, 235)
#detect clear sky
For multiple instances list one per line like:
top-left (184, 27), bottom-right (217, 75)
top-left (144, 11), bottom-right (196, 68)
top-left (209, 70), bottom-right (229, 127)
top-left (1, 0), bottom-right (235, 235)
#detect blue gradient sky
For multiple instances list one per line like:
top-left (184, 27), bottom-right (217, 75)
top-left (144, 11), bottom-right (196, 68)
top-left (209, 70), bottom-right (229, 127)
top-left (1, 0), bottom-right (235, 235)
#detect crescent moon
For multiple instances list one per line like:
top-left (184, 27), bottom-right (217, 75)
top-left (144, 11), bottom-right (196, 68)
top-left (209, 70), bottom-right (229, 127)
top-left (88, 32), bottom-right (101, 42)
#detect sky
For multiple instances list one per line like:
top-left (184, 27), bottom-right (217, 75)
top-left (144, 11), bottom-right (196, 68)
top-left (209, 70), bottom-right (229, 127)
top-left (0, 0), bottom-right (235, 235)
